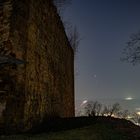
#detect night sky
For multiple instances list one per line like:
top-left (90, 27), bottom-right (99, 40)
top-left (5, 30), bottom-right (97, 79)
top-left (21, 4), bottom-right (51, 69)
top-left (63, 0), bottom-right (140, 101)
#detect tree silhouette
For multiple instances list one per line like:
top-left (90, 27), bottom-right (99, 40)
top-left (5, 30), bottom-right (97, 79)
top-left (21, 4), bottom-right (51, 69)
top-left (53, 0), bottom-right (71, 15)
top-left (122, 31), bottom-right (140, 65)
top-left (67, 25), bottom-right (80, 54)
top-left (131, 112), bottom-right (140, 125)
top-left (109, 103), bottom-right (121, 117)
top-left (84, 101), bottom-right (102, 117)
top-left (53, 0), bottom-right (71, 9)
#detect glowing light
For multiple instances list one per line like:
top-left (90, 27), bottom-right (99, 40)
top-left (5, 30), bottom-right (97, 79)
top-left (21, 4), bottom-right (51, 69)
top-left (125, 97), bottom-right (133, 100)
top-left (137, 111), bottom-right (140, 115)
top-left (80, 100), bottom-right (88, 106)
top-left (83, 100), bottom-right (88, 104)
top-left (127, 115), bottom-right (132, 119)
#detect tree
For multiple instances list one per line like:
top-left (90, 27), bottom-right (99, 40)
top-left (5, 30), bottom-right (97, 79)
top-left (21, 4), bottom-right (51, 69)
top-left (96, 102), bottom-right (102, 116)
top-left (120, 109), bottom-right (130, 119)
top-left (53, 0), bottom-right (71, 15)
top-left (101, 103), bottom-right (121, 117)
top-left (122, 31), bottom-right (140, 65)
top-left (109, 103), bottom-right (121, 117)
top-left (53, 0), bottom-right (71, 7)
top-left (53, 1), bottom-right (80, 54)
top-left (67, 25), bottom-right (80, 54)
top-left (84, 101), bottom-right (102, 117)
top-left (131, 112), bottom-right (140, 125)
top-left (101, 105), bottom-right (110, 116)
top-left (84, 101), bottom-right (92, 116)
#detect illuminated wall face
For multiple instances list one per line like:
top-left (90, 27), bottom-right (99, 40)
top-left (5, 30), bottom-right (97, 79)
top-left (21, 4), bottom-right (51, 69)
top-left (0, 0), bottom-right (74, 131)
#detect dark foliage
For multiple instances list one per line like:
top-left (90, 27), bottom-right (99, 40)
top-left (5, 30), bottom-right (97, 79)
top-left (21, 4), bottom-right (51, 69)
top-left (53, 0), bottom-right (71, 10)
top-left (122, 31), bottom-right (140, 65)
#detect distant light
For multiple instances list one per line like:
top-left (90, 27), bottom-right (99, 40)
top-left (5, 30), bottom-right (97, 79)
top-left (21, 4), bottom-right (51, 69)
top-left (137, 112), bottom-right (140, 115)
top-left (80, 100), bottom-right (88, 106)
top-left (125, 97), bottom-right (133, 100)
top-left (127, 115), bottom-right (132, 119)
top-left (83, 100), bottom-right (88, 104)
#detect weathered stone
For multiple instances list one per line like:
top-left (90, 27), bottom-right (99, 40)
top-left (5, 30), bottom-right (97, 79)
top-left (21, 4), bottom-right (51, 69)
top-left (0, 0), bottom-right (74, 132)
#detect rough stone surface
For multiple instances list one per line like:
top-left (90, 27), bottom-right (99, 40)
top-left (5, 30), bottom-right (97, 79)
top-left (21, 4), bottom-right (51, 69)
top-left (0, 0), bottom-right (74, 131)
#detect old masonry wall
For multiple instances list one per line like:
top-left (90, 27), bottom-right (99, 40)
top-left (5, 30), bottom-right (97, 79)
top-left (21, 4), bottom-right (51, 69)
top-left (0, 0), bottom-right (74, 131)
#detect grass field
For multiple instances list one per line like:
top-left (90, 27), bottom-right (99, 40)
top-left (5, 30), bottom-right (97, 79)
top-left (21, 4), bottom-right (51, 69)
top-left (0, 117), bottom-right (140, 140)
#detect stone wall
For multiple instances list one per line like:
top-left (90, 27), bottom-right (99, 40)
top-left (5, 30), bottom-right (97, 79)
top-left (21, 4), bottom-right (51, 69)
top-left (0, 0), bottom-right (74, 131)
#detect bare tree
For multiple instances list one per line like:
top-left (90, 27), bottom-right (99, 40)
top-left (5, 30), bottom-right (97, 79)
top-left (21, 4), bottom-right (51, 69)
top-left (109, 103), bottom-right (121, 117)
top-left (131, 112), bottom-right (140, 125)
top-left (101, 105), bottom-right (110, 116)
top-left (119, 110), bottom-right (130, 119)
top-left (122, 31), bottom-right (140, 65)
top-left (53, 0), bottom-right (71, 15)
top-left (84, 101), bottom-right (102, 117)
top-left (101, 103), bottom-right (121, 117)
top-left (96, 102), bottom-right (102, 116)
top-left (53, 0), bottom-right (71, 7)
top-left (64, 22), bottom-right (81, 54)
top-left (53, 1), bottom-right (80, 54)
top-left (84, 101), bottom-right (92, 116)
top-left (68, 26), bottom-right (80, 54)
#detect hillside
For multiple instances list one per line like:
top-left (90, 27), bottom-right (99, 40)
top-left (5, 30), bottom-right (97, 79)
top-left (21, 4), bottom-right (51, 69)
top-left (0, 116), bottom-right (140, 140)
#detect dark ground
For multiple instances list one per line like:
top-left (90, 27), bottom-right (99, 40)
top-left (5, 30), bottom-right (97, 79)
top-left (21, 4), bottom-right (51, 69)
top-left (0, 116), bottom-right (140, 140)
